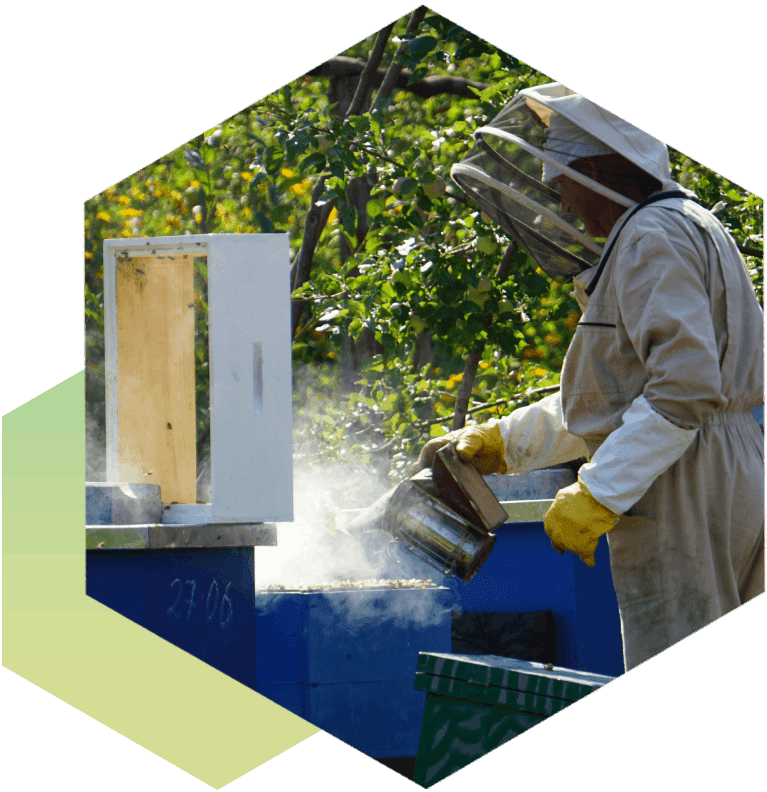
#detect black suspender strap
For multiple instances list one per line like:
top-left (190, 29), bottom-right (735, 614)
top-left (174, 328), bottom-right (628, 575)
top-left (584, 190), bottom-right (695, 297)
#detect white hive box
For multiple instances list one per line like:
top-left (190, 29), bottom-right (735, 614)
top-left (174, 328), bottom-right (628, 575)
top-left (103, 233), bottom-right (293, 524)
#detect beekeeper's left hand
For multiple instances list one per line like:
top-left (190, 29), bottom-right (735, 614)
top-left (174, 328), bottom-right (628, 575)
top-left (413, 422), bottom-right (507, 475)
top-left (544, 478), bottom-right (621, 566)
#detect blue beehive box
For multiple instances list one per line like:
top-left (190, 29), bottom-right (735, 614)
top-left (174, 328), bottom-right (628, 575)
top-left (87, 546), bottom-right (258, 688)
top-left (422, 470), bottom-right (626, 678)
top-left (255, 586), bottom-right (453, 757)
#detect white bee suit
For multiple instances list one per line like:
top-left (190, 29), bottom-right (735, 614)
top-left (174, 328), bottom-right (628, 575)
top-left (459, 83), bottom-right (765, 670)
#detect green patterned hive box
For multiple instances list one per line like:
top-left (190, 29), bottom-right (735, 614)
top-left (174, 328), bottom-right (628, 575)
top-left (413, 652), bottom-right (613, 787)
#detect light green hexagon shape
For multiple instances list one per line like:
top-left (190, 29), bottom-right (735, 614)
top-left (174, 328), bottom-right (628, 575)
top-left (2, 3), bottom-right (764, 788)
top-left (2, 371), bottom-right (319, 788)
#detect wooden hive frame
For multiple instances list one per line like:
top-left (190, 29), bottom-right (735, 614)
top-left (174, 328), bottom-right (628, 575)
top-left (103, 234), bottom-right (293, 523)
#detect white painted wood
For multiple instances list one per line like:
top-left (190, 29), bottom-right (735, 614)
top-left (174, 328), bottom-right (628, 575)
top-left (162, 504), bottom-right (213, 525)
top-left (104, 235), bottom-right (209, 257)
top-left (103, 243), bottom-right (119, 483)
top-left (208, 234), bottom-right (293, 522)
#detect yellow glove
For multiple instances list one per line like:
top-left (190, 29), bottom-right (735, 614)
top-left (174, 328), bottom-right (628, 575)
top-left (543, 477), bottom-right (621, 567)
top-left (413, 423), bottom-right (508, 476)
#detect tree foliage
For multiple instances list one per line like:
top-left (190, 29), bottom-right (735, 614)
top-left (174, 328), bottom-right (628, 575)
top-left (84, 7), bottom-right (763, 484)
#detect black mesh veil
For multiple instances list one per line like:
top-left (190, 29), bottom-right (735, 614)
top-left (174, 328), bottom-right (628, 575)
top-left (451, 89), bottom-right (635, 282)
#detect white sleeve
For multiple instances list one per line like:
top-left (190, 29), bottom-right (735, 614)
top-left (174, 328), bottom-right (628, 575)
top-left (496, 391), bottom-right (590, 474)
top-left (579, 394), bottom-right (698, 514)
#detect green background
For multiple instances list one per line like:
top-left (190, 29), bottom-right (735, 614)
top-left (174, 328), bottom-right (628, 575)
top-left (0, 0), bottom-right (767, 792)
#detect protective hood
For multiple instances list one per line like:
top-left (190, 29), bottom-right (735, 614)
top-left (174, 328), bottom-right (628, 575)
top-left (451, 82), bottom-right (673, 282)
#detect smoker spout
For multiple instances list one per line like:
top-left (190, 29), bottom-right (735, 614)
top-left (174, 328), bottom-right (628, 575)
top-left (339, 486), bottom-right (399, 536)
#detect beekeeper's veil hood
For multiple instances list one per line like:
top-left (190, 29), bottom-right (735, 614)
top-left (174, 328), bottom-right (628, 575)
top-left (451, 83), bottom-right (672, 281)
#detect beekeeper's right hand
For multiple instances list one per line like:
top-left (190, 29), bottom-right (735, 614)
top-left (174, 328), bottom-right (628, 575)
top-left (413, 423), bottom-right (508, 476)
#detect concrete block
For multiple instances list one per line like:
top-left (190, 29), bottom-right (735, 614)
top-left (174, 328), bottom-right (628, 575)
top-left (86, 482), bottom-right (163, 525)
top-left (484, 469), bottom-right (576, 501)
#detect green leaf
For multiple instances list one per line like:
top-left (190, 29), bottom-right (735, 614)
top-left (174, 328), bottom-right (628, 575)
top-left (366, 197), bottom-right (386, 218)
top-left (347, 299), bottom-right (366, 317)
top-left (406, 35), bottom-right (438, 61)
top-left (299, 152), bottom-right (326, 173)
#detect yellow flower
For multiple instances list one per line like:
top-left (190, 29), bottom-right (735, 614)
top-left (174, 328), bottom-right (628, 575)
top-left (533, 367), bottom-right (548, 377)
top-left (257, 183), bottom-right (268, 193)
top-left (120, 207), bottom-right (142, 218)
top-left (190, 179), bottom-right (200, 188)
top-left (544, 333), bottom-right (562, 346)
top-left (84, 251), bottom-right (93, 260)
top-left (326, 351), bottom-right (336, 360)
top-left (290, 183), bottom-right (307, 196)
top-left (479, 361), bottom-right (491, 369)
top-left (328, 207), bottom-right (338, 224)
top-left (117, 195), bottom-right (131, 205)
top-left (96, 211), bottom-right (111, 222)
top-left (564, 312), bottom-right (580, 330)
top-left (280, 168), bottom-right (294, 178)
top-left (241, 172), bottom-right (253, 182)
top-left (445, 374), bottom-right (462, 391)
top-left (194, 212), bottom-right (203, 224)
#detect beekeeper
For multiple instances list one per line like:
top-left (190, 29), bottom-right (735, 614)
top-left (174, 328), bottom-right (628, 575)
top-left (418, 83), bottom-right (764, 670)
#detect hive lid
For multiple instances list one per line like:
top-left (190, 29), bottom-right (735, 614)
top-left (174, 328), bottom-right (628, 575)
top-left (415, 652), bottom-right (612, 716)
top-left (430, 444), bottom-right (509, 532)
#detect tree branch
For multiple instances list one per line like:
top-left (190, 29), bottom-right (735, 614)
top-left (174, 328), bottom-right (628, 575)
top-left (411, 385), bottom-right (561, 431)
top-left (307, 55), bottom-right (489, 100)
top-left (346, 25), bottom-right (394, 118)
top-left (449, 241), bottom-right (519, 430)
top-left (371, 6), bottom-right (429, 112)
top-left (290, 22), bottom-right (398, 338)
top-left (451, 351), bottom-right (482, 431)
top-left (739, 244), bottom-right (763, 259)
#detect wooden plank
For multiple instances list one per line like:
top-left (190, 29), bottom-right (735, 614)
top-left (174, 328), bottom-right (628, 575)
top-left (115, 255), bottom-right (196, 504)
top-left (208, 234), bottom-right (293, 522)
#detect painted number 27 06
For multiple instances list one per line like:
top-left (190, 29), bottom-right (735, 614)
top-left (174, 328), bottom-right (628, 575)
top-left (167, 577), bottom-right (234, 629)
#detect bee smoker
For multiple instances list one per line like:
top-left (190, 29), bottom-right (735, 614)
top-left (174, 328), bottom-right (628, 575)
top-left (346, 444), bottom-right (508, 582)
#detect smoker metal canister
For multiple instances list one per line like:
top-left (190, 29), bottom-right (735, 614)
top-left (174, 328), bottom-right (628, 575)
top-left (384, 476), bottom-right (497, 582)
top-left (384, 444), bottom-right (508, 582)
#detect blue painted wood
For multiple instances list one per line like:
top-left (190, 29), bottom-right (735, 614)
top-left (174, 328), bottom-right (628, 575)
top-left (255, 592), bottom-right (306, 685)
top-left (256, 683), bottom-right (304, 716)
top-left (441, 522), bottom-right (624, 677)
top-left (254, 587), bottom-right (453, 757)
top-left (86, 547), bottom-right (257, 688)
top-left (305, 681), bottom-right (429, 758)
